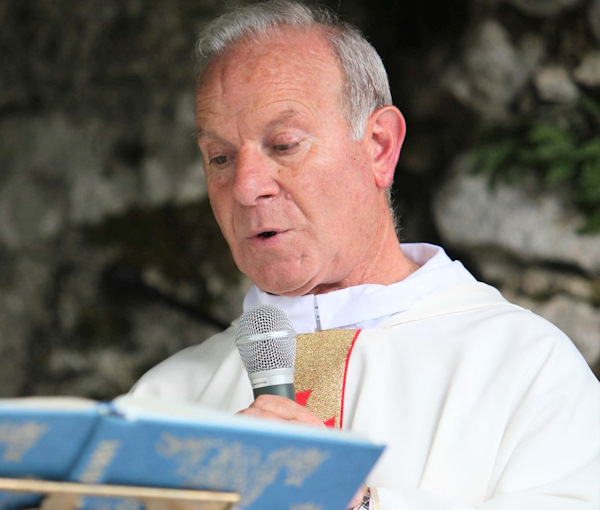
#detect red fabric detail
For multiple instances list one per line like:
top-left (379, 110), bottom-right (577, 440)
top-left (295, 389), bottom-right (312, 407)
top-left (297, 388), bottom-right (336, 427)
top-left (339, 329), bottom-right (361, 429)
top-left (324, 416), bottom-right (336, 428)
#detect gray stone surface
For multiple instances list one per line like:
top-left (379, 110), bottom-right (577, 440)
top-left (445, 20), bottom-right (543, 119)
top-left (573, 52), bottom-right (600, 87)
top-left (534, 66), bottom-right (579, 103)
top-left (505, 0), bottom-right (584, 16)
top-left (43, 303), bottom-right (227, 398)
top-left (0, 250), bottom-right (54, 396)
top-left (434, 157), bottom-right (600, 275)
top-left (589, 0), bottom-right (600, 41)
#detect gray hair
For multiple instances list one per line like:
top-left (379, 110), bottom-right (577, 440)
top-left (194, 0), bottom-right (393, 141)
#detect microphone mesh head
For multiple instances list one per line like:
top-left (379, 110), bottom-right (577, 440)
top-left (235, 305), bottom-right (296, 373)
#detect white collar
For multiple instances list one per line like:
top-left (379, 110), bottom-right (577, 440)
top-left (243, 243), bottom-right (476, 334)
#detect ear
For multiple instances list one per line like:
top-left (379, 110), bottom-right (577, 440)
top-left (366, 106), bottom-right (406, 189)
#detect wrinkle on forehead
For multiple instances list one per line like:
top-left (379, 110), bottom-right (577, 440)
top-left (195, 107), bottom-right (305, 144)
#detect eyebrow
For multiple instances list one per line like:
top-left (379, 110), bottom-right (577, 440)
top-left (193, 128), bottom-right (219, 142)
top-left (194, 108), bottom-right (303, 142)
top-left (264, 108), bottom-right (302, 131)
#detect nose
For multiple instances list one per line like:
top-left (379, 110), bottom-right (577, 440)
top-left (232, 147), bottom-right (280, 206)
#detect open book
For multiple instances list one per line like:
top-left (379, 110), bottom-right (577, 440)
top-left (0, 395), bottom-right (384, 510)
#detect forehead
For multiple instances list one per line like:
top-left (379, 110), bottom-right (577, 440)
top-left (195, 28), bottom-right (344, 132)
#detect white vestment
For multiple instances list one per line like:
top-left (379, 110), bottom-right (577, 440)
top-left (131, 245), bottom-right (600, 509)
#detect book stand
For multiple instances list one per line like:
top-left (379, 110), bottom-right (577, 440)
top-left (0, 477), bottom-right (240, 510)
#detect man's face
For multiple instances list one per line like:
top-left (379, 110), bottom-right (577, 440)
top-left (195, 29), bottom-right (389, 296)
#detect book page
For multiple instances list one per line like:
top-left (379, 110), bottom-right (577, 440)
top-left (0, 397), bottom-right (98, 411)
top-left (111, 395), bottom-right (377, 446)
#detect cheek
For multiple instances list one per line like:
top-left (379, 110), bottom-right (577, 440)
top-left (205, 168), bottom-right (233, 195)
top-left (207, 186), bottom-right (234, 235)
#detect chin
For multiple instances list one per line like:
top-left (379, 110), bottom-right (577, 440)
top-left (252, 272), bottom-right (316, 297)
top-left (256, 281), bottom-right (307, 297)
top-left (242, 258), bottom-right (316, 296)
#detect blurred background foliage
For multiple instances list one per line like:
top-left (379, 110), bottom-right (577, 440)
top-left (471, 94), bottom-right (600, 232)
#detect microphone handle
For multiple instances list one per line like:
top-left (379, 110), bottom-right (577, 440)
top-left (253, 383), bottom-right (296, 401)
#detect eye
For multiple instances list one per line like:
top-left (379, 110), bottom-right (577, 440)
top-left (209, 155), bottom-right (229, 166)
top-left (269, 137), bottom-right (303, 157)
top-left (273, 143), bottom-right (298, 152)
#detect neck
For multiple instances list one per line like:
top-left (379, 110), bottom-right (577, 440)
top-left (308, 210), bottom-right (420, 295)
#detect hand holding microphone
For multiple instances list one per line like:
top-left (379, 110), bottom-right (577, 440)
top-left (235, 305), bottom-right (325, 428)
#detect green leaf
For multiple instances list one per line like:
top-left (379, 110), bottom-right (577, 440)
top-left (469, 101), bottom-right (600, 231)
top-left (579, 95), bottom-right (600, 127)
top-left (578, 159), bottom-right (600, 206)
top-left (580, 208), bottom-right (600, 234)
top-left (472, 139), bottom-right (518, 179)
top-left (576, 139), bottom-right (600, 161)
top-left (527, 123), bottom-right (574, 148)
top-left (545, 163), bottom-right (576, 184)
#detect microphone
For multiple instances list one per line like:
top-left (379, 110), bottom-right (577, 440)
top-left (235, 304), bottom-right (297, 401)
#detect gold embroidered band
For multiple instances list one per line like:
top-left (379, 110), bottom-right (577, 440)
top-left (294, 329), bottom-right (359, 429)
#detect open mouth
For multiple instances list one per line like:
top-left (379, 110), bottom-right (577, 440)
top-left (257, 231), bottom-right (277, 239)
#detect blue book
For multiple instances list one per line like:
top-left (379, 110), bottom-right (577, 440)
top-left (0, 397), bottom-right (103, 509)
top-left (0, 396), bottom-right (384, 510)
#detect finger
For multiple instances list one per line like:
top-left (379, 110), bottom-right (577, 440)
top-left (237, 406), bottom-right (285, 421)
top-left (252, 395), bottom-right (325, 424)
top-left (240, 395), bottom-right (325, 426)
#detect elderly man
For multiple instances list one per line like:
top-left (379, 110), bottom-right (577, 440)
top-left (131, 1), bottom-right (600, 509)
